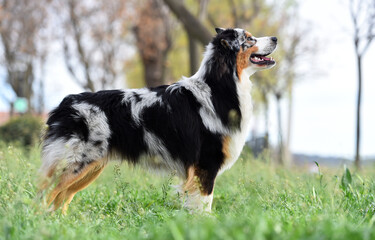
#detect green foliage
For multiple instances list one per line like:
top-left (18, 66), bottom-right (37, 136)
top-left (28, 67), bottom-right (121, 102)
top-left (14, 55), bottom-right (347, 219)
top-left (1, 145), bottom-right (375, 239)
top-left (0, 115), bottom-right (44, 147)
top-left (341, 166), bottom-right (353, 190)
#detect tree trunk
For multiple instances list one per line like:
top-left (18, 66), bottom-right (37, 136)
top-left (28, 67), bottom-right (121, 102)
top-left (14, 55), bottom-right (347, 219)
top-left (276, 93), bottom-right (284, 165)
top-left (284, 91), bottom-right (294, 165)
top-left (263, 93), bottom-right (270, 149)
top-left (355, 54), bottom-right (362, 169)
top-left (1, 34), bottom-right (35, 113)
top-left (9, 102), bottom-right (14, 117)
top-left (134, 0), bottom-right (171, 87)
top-left (37, 75), bottom-right (45, 114)
top-left (162, 0), bottom-right (212, 45)
top-left (67, 0), bottom-right (95, 92)
top-left (142, 58), bottom-right (167, 88)
top-left (187, 0), bottom-right (208, 75)
top-left (188, 35), bottom-right (200, 75)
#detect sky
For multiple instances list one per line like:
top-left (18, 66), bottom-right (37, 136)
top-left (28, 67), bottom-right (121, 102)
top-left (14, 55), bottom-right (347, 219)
top-left (281, 0), bottom-right (375, 158)
top-left (0, 0), bottom-right (374, 158)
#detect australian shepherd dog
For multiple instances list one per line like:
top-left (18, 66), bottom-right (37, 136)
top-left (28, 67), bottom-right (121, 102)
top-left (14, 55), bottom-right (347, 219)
top-left (38, 27), bottom-right (277, 213)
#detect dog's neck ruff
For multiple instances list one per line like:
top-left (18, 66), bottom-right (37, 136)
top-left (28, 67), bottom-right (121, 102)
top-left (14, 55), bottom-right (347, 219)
top-left (191, 43), bottom-right (215, 81)
top-left (170, 42), bottom-right (244, 135)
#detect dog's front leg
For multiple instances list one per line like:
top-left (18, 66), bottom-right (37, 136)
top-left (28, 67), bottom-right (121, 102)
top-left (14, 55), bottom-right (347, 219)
top-left (181, 166), bottom-right (216, 212)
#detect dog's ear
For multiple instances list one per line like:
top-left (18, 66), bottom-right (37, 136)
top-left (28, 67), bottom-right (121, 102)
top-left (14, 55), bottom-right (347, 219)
top-left (215, 27), bottom-right (225, 34)
top-left (221, 39), bottom-right (230, 49)
top-left (221, 39), bottom-right (240, 52)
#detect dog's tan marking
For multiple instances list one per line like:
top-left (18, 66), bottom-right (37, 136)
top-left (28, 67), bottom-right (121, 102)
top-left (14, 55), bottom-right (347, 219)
top-left (185, 167), bottom-right (216, 196)
top-left (236, 46), bottom-right (258, 79)
top-left (51, 190), bottom-right (67, 211)
top-left (46, 159), bottom-right (106, 212)
top-left (182, 166), bottom-right (214, 212)
top-left (62, 164), bottom-right (106, 214)
top-left (184, 166), bottom-right (200, 193)
top-left (222, 136), bottom-right (231, 160)
top-left (38, 165), bottom-right (57, 193)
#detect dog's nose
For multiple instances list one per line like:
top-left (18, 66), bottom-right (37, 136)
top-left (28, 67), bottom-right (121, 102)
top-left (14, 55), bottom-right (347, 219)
top-left (271, 37), bottom-right (277, 43)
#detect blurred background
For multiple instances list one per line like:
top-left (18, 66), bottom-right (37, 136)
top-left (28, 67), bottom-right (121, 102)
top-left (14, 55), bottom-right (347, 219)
top-left (0, 0), bottom-right (374, 167)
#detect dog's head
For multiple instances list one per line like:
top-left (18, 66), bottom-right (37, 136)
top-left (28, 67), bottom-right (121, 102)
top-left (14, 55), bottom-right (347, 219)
top-left (214, 27), bottom-right (277, 78)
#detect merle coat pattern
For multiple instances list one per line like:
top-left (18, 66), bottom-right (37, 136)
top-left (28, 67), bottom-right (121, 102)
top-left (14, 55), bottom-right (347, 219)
top-left (39, 27), bottom-right (277, 213)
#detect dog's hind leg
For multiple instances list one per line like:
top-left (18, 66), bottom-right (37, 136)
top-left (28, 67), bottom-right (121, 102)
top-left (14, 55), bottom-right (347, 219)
top-left (61, 163), bottom-right (106, 214)
top-left (47, 159), bottom-right (105, 211)
top-left (50, 190), bottom-right (67, 212)
top-left (37, 165), bottom-right (57, 195)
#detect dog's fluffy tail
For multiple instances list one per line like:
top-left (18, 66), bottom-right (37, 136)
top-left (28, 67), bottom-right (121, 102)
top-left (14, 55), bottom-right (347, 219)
top-left (38, 99), bottom-right (112, 191)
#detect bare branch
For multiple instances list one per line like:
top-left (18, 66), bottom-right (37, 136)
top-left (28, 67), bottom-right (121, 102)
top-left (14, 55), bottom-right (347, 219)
top-left (360, 37), bottom-right (374, 55)
top-left (59, 0), bottom-right (128, 91)
top-left (62, 37), bottom-right (82, 86)
top-left (0, 0), bottom-right (49, 112)
top-left (67, 0), bottom-right (94, 91)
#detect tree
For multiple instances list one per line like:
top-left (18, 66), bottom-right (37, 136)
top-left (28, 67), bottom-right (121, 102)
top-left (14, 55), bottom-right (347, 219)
top-left (163, 0), bottom-right (212, 46)
top-left (58, 0), bottom-right (128, 92)
top-left (163, 0), bottom-right (308, 165)
top-left (187, 0), bottom-right (209, 75)
top-left (268, 14), bottom-right (307, 165)
top-left (163, 0), bottom-right (214, 77)
top-left (0, 0), bottom-right (49, 114)
top-left (133, 0), bottom-right (172, 87)
top-left (349, 0), bottom-right (375, 168)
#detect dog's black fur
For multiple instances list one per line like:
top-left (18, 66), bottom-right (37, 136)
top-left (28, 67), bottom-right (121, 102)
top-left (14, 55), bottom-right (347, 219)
top-left (39, 28), bottom-right (277, 212)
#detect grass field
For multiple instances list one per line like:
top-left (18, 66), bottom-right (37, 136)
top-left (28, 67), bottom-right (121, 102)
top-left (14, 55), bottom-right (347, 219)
top-left (1, 142), bottom-right (375, 240)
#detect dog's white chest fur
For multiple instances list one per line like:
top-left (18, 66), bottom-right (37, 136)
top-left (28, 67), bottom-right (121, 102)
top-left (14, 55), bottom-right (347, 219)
top-left (219, 71), bottom-right (253, 174)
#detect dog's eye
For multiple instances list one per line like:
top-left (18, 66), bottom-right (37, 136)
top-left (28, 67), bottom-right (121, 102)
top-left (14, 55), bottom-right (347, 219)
top-left (247, 37), bottom-right (253, 41)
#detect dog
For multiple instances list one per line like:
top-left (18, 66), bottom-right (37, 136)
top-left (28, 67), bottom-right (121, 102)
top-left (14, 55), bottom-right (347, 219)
top-left (38, 27), bottom-right (277, 213)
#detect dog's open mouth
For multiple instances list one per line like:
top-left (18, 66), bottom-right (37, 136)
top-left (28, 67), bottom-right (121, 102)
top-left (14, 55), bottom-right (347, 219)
top-left (250, 54), bottom-right (275, 65)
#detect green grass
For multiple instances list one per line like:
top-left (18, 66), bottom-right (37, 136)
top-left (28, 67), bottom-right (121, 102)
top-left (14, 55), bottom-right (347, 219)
top-left (1, 142), bottom-right (375, 240)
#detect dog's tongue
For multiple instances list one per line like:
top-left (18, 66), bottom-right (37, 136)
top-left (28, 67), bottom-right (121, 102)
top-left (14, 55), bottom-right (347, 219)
top-left (261, 56), bottom-right (270, 61)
